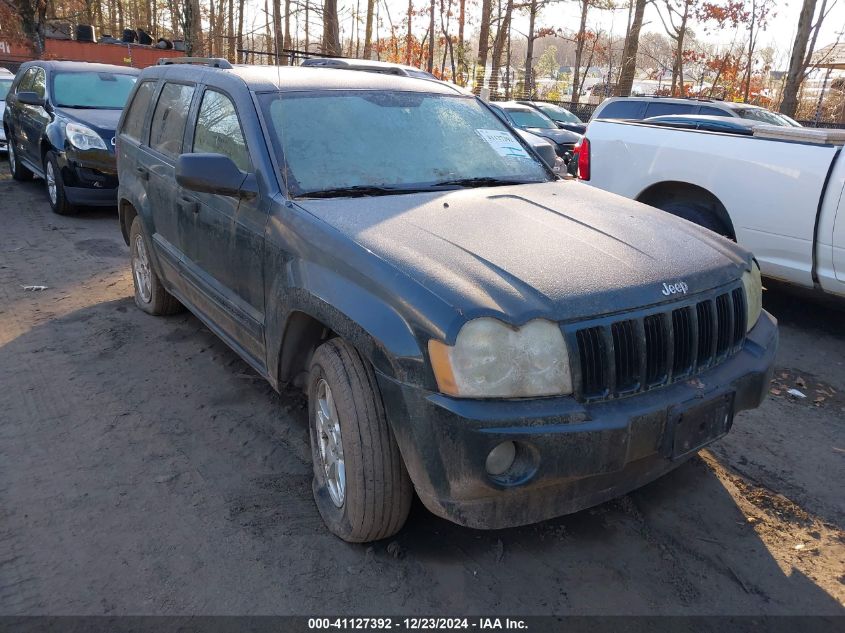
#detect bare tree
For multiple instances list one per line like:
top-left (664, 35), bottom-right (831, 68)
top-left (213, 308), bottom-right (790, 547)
top-left (615, 0), bottom-right (647, 96)
top-left (656, 0), bottom-right (694, 96)
top-left (475, 0), bottom-right (492, 93)
top-left (322, 0), bottom-right (341, 55)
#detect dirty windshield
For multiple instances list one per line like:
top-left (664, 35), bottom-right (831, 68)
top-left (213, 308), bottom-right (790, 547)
top-left (260, 90), bottom-right (550, 197)
top-left (52, 72), bottom-right (137, 109)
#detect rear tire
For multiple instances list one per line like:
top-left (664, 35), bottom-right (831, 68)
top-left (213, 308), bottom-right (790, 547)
top-left (307, 338), bottom-right (413, 543)
top-left (45, 151), bottom-right (76, 215)
top-left (650, 193), bottom-right (731, 238)
top-left (129, 216), bottom-right (183, 316)
top-left (7, 137), bottom-right (33, 182)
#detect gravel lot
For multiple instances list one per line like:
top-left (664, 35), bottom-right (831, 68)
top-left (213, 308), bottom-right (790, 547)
top-left (0, 167), bottom-right (843, 616)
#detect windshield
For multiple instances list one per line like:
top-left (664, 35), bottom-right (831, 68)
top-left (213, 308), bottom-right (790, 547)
top-left (260, 91), bottom-right (550, 197)
top-left (0, 78), bottom-right (11, 101)
top-left (736, 107), bottom-right (794, 127)
top-left (52, 72), bottom-right (137, 109)
top-left (538, 104), bottom-right (581, 124)
top-left (506, 109), bottom-right (557, 129)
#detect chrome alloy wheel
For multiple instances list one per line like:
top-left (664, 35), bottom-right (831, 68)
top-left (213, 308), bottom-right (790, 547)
top-left (8, 142), bottom-right (15, 175)
top-left (45, 159), bottom-right (57, 205)
top-left (132, 233), bottom-right (152, 303)
top-left (315, 379), bottom-right (346, 507)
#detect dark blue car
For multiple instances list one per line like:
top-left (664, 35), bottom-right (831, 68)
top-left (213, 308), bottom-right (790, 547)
top-left (3, 60), bottom-right (139, 214)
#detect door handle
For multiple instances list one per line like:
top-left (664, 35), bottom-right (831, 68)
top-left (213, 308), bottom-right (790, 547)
top-left (178, 196), bottom-right (199, 214)
top-left (135, 166), bottom-right (149, 181)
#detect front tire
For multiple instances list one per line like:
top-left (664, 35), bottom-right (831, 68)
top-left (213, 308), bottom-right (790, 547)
top-left (45, 151), bottom-right (76, 215)
top-left (307, 338), bottom-right (413, 542)
top-left (7, 138), bottom-right (33, 182)
top-left (129, 216), bottom-right (183, 316)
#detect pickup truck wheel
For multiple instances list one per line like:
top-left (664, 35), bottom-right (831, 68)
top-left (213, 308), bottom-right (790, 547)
top-left (45, 152), bottom-right (76, 215)
top-left (129, 216), bottom-right (183, 316)
top-left (7, 139), bottom-right (33, 182)
top-left (654, 196), bottom-right (731, 238)
top-left (307, 338), bottom-right (412, 542)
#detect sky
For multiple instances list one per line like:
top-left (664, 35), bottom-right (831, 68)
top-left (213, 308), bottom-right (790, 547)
top-left (237, 0), bottom-right (845, 70)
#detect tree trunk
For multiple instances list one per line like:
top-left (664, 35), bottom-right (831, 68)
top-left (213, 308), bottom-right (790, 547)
top-left (615, 0), bottom-right (646, 96)
top-left (237, 0), bottom-right (245, 62)
top-left (283, 0), bottom-right (292, 62)
top-left (475, 0), bottom-right (492, 94)
top-left (569, 0), bottom-right (589, 109)
top-left (428, 0), bottom-right (435, 72)
top-left (272, 0), bottom-right (283, 62)
top-left (406, 0), bottom-right (413, 65)
top-left (323, 0), bottom-right (341, 55)
top-left (457, 0), bottom-right (466, 83)
top-left (227, 0), bottom-right (235, 61)
top-left (182, 0), bottom-right (202, 56)
top-left (489, 0), bottom-right (512, 98)
top-left (780, 0), bottom-right (816, 116)
top-left (524, 0), bottom-right (537, 99)
top-left (743, 0), bottom-right (756, 101)
top-left (363, 0), bottom-right (376, 58)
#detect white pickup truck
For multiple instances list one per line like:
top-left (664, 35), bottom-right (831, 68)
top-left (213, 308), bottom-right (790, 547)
top-left (578, 119), bottom-right (845, 298)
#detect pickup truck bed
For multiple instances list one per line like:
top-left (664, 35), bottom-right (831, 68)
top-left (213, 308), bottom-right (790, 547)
top-left (581, 119), bottom-right (845, 298)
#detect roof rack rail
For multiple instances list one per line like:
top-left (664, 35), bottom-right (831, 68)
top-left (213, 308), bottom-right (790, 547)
top-left (157, 57), bottom-right (233, 69)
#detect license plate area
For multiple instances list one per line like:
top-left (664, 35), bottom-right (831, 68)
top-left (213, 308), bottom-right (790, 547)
top-left (667, 393), bottom-right (734, 460)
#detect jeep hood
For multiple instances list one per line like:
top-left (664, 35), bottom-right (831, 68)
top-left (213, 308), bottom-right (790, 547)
top-left (295, 181), bottom-right (749, 326)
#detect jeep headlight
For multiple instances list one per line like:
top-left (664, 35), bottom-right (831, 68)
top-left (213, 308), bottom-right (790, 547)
top-left (741, 260), bottom-right (763, 332)
top-left (428, 318), bottom-right (573, 398)
top-left (66, 122), bottom-right (107, 151)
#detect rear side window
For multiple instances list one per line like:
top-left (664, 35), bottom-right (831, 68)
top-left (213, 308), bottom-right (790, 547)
top-left (121, 81), bottom-right (156, 142)
top-left (596, 100), bottom-right (645, 119)
top-left (30, 68), bottom-right (46, 99)
top-left (644, 102), bottom-right (695, 117)
top-left (699, 106), bottom-right (730, 117)
top-left (149, 82), bottom-right (195, 158)
top-left (192, 89), bottom-right (251, 172)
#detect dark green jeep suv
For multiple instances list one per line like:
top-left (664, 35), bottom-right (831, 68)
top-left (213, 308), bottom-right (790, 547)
top-left (116, 58), bottom-right (777, 542)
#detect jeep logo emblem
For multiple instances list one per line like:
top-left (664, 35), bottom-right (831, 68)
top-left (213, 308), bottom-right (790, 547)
top-left (662, 281), bottom-right (689, 296)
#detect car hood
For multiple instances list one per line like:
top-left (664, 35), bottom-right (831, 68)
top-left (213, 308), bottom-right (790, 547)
top-left (295, 181), bottom-right (749, 326)
top-left (57, 107), bottom-right (121, 139)
top-left (524, 127), bottom-right (582, 145)
top-left (557, 122), bottom-right (587, 135)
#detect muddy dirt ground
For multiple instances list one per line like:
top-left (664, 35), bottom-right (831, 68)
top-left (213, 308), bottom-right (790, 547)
top-left (0, 168), bottom-right (843, 616)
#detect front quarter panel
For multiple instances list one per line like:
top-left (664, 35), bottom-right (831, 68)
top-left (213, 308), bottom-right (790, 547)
top-left (264, 199), bottom-right (454, 390)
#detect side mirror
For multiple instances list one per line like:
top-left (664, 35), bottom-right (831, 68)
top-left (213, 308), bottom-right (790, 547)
top-left (175, 153), bottom-right (258, 198)
top-left (17, 91), bottom-right (45, 107)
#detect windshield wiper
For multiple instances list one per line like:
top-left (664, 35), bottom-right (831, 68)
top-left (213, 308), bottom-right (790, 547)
top-left (297, 185), bottom-right (419, 199)
top-left (430, 177), bottom-right (532, 188)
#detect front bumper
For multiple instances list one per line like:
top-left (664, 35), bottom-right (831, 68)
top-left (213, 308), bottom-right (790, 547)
top-left (58, 149), bottom-right (119, 207)
top-left (377, 311), bottom-right (777, 530)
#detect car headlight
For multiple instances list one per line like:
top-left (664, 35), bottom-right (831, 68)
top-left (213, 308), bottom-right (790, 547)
top-left (428, 318), bottom-right (573, 398)
top-left (741, 260), bottom-right (763, 332)
top-left (66, 122), bottom-right (107, 151)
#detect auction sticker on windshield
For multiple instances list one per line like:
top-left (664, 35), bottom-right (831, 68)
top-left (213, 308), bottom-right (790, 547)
top-left (475, 129), bottom-right (531, 159)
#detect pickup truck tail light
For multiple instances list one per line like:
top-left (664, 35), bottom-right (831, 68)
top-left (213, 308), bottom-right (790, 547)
top-left (576, 137), bottom-right (591, 181)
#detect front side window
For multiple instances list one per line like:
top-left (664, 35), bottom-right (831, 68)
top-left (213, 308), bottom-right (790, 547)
top-left (15, 68), bottom-right (36, 93)
top-left (149, 82), bottom-right (195, 158)
top-left (193, 90), bottom-right (251, 172)
top-left (52, 71), bottom-right (137, 109)
top-left (30, 68), bottom-right (47, 99)
top-left (260, 90), bottom-right (549, 196)
top-left (121, 81), bottom-right (156, 142)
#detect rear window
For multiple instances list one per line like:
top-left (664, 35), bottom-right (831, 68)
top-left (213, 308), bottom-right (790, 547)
top-left (149, 82), bottom-right (195, 158)
top-left (0, 78), bottom-right (11, 100)
top-left (596, 100), bottom-right (645, 119)
top-left (121, 81), bottom-right (156, 142)
top-left (644, 102), bottom-right (696, 117)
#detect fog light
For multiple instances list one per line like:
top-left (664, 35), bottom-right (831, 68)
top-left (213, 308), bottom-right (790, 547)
top-left (486, 441), bottom-right (517, 476)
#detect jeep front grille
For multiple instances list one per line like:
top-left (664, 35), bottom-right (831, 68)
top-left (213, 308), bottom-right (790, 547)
top-left (572, 285), bottom-right (746, 401)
